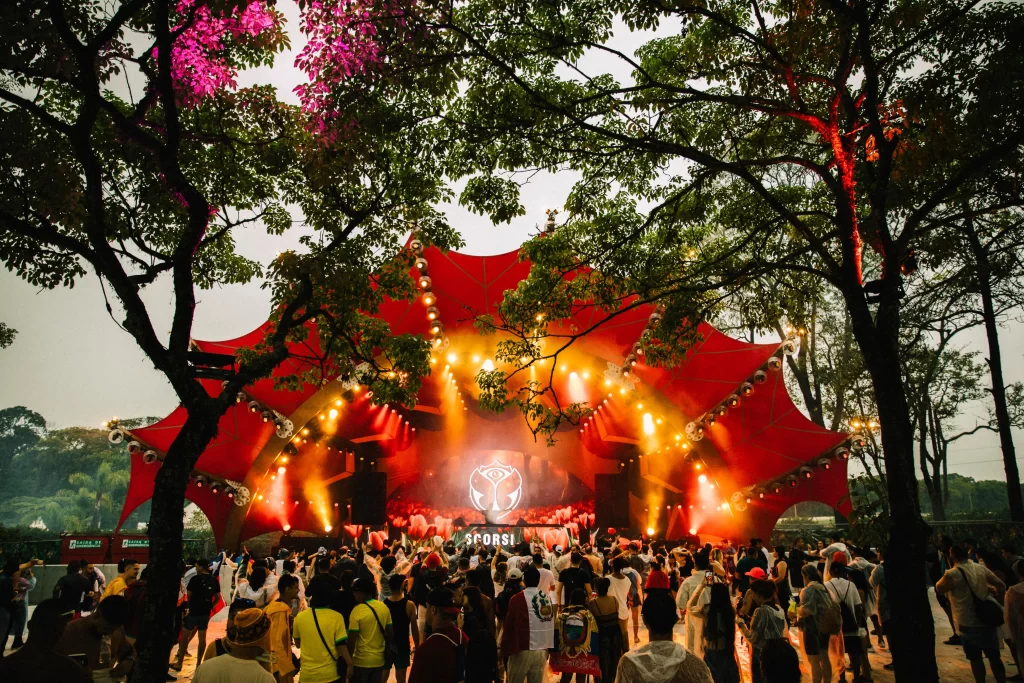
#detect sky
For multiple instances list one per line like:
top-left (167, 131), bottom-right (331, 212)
top-left (1, 2), bottom-right (1020, 484)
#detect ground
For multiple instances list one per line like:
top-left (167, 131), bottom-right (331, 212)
top-left (2, 588), bottom-right (1014, 681)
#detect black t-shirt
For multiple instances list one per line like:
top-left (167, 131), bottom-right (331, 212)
top-left (789, 549), bottom-right (807, 588)
top-left (848, 567), bottom-right (870, 594)
top-left (558, 567), bottom-right (589, 603)
top-left (186, 573), bottom-right (219, 613)
top-left (55, 574), bottom-right (90, 612)
top-left (471, 564), bottom-right (495, 599)
top-left (386, 596), bottom-right (412, 645)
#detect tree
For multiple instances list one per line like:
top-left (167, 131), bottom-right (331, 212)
top-left (1, 2), bottom-right (460, 679)
top-left (0, 322), bottom-right (15, 348)
top-left (68, 461), bottom-right (131, 528)
top-left (0, 406), bottom-right (46, 479)
top-left (353, 1), bottom-right (1024, 676)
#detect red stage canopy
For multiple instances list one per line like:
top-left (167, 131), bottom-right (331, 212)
top-left (116, 247), bottom-right (851, 546)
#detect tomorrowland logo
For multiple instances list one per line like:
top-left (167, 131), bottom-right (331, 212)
top-left (469, 460), bottom-right (523, 521)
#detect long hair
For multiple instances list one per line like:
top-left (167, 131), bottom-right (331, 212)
top-left (464, 586), bottom-right (486, 615)
top-left (704, 583), bottom-right (735, 642)
top-left (248, 566), bottom-right (267, 590)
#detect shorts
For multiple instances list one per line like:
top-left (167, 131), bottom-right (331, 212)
top-left (843, 633), bottom-right (863, 655)
top-left (802, 629), bottom-right (831, 656)
top-left (960, 625), bottom-right (1001, 661)
top-left (184, 612), bottom-right (211, 631)
top-left (387, 647), bottom-right (412, 669)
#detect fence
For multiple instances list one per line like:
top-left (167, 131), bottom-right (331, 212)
top-left (0, 537), bottom-right (218, 566)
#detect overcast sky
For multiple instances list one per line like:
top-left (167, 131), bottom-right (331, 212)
top-left (1, 2), bottom-right (1019, 483)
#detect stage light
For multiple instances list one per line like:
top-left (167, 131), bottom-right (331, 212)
top-left (646, 527), bottom-right (655, 536)
top-left (582, 371), bottom-right (590, 379)
top-left (415, 257), bottom-right (428, 270)
top-left (226, 488), bottom-right (235, 499)
top-left (248, 400), bottom-right (260, 413)
top-left (637, 403), bottom-right (643, 410)
top-left (302, 428), bottom-right (309, 435)
top-left (447, 352), bottom-right (457, 364)
top-left (271, 475), bottom-right (276, 480)
top-left (818, 458), bottom-right (831, 470)
top-left (418, 275), bottom-right (432, 289)
top-left (698, 474), bottom-right (707, 483)
top-left (694, 463), bottom-right (702, 470)
top-left (689, 527), bottom-right (697, 535)
top-left (318, 414), bottom-right (325, 420)
top-left (293, 436), bottom-right (301, 444)
top-left (210, 483), bottom-right (222, 495)
top-left (329, 409), bottom-right (338, 420)
top-left (483, 359), bottom-right (495, 372)
top-left (324, 524), bottom-right (333, 532)
top-left (278, 466), bottom-right (286, 475)
top-left (335, 399), bottom-right (342, 407)
top-left (257, 494), bottom-right (264, 500)
top-left (836, 447), bottom-right (851, 460)
top-left (643, 413), bottom-right (655, 434)
top-left (422, 292), bottom-right (435, 306)
top-left (195, 475), bottom-right (207, 488)
top-left (283, 524), bottom-right (291, 532)
top-left (139, 448), bottom-right (156, 463)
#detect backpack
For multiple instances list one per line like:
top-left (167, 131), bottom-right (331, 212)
top-left (815, 584), bottom-right (843, 635)
top-left (826, 581), bottom-right (857, 634)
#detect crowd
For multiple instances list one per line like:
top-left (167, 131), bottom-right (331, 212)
top-left (1, 530), bottom-right (1023, 683)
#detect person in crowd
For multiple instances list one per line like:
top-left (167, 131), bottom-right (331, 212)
top-left (7, 561), bottom-right (39, 650)
top-left (980, 549), bottom-right (1022, 678)
top-left (378, 555), bottom-right (399, 602)
top-left (849, 547), bottom-right (880, 649)
top-left (771, 547), bottom-right (792, 619)
top-left (464, 584), bottom-right (500, 682)
top-left (735, 546), bottom-right (762, 596)
top-left (347, 577), bottom-right (393, 683)
top-left (557, 552), bottom-right (593, 611)
top-left (532, 553), bottom-right (557, 602)
top-left (788, 539), bottom-right (807, 591)
top-left (203, 598), bottom-right (256, 661)
top-left (737, 579), bottom-right (786, 683)
top-left (934, 534), bottom-right (962, 645)
top-left (620, 551), bottom-right (645, 645)
top-left (606, 556), bottom-right (634, 653)
top-left (383, 572), bottom-right (419, 683)
top-left (55, 594), bottom-right (135, 679)
top-left (101, 559), bottom-right (140, 602)
top-left (588, 577), bottom-right (625, 682)
top-left (123, 565), bottom-right (149, 645)
top-left (294, 576), bottom-right (355, 683)
top-left (265, 573), bottom-right (299, 683)
top-left (495, 568), bottom-right (525, 628)
top-left (472, 547), bottom-right (496, 599)
top-left (842, 553), bottom-right (875, 680)
top-left (0, 598), bottom-right (91, 681)
top-left (52, 561), bottom-right (91, 617)
top-left (172, 557), bottom-right (221, 671)
top-left (81, 563), bottom-right (107, 613)
top-left (465, 569), bottom-right (496, 639)
top-left (821, 533), bottom-right (851, 582)
top-left (825, 562), bottom-right (864, 683)
top-left (408, 588), bottom-right (469, 683)
top-left (1005, 560), bottom-right (1024, 683)
top-left (281, 559), bottom-right (308, 616)
top-left (869, 549), bottom-right (892, 671)
top-left (614, 591), bottom-right (714, 683)
top-left (236, 565), bottom-right (276, 608)
top-left (1003, 545), bottom-right (1022, 573)
top-left (759, 639), bottom-right (802, 683)
top-left (412, 550), bottom-right (447, 637)
top-left (501, 566), bottom-right (555, 683)
top-left (937, 543), bottom-right (1008, 683)
top-left (193, 607), bottom-right (275, 683)
top-left (645, 555), bottom-right (672, 597)
top-left (693, 582), bottom-right (740, 683)
top-left (797, 565), bottom-right (834, 683)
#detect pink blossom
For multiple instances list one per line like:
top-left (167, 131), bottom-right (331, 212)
top-left (160, 0), bottom-right (283, 107)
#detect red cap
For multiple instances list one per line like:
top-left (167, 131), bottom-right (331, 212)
top-left (831, 551), bottom-right (848, 565)
top-left (744, 567), bottom-right (767, 579)
top-left (425, 552), bottom-right (442, 569)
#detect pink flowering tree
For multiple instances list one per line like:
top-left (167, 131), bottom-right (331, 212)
top-left (2, 2), bottom-right (461, 682)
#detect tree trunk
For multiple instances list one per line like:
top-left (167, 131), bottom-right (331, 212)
top-left (132, 409), bottom-right (220, 683)
top-left (845, 283), bottom-right (938, 683)
top-left (963, 222), bottom-right (1023, 521)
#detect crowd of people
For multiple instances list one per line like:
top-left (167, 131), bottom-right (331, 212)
top-left (2, 530), bottom-right (1023, 682)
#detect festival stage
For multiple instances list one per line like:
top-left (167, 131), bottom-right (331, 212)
top-left (111, 246), bottom-right (854, 550)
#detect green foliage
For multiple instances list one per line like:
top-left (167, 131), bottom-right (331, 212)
top-left (0, 322), bottom-right (15, 349)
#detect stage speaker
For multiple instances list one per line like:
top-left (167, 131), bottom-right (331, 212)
top-left (594, 473), bottom-right (630, 529)
top-left (350, 472), bottom-right (387, 525)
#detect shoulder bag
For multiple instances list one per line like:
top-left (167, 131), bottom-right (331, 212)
top-left (365, 600), bottom-right (396, 669)
top-left (312, 608), bottom-right (348, 679)
top-left (958, 567), bottom-right (1005, 627)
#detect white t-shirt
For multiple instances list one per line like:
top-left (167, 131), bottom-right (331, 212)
top-left (536, 567), bottom-right (557, 596)
top-left (608, 575), bottom-right (632, 621)
top-left (235, 582), bottom-right (272, 608)
top-left (192, 655), bottom-right (275, 683)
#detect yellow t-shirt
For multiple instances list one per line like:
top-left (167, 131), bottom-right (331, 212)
top-left (264, 601), bottom-right (295, 676)
top-left (293, 608), bottom-right (347, 683)
top-left (100, 576), bottom-right (127, 602)
top-left (348, 600), bottom-right (392, 668)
